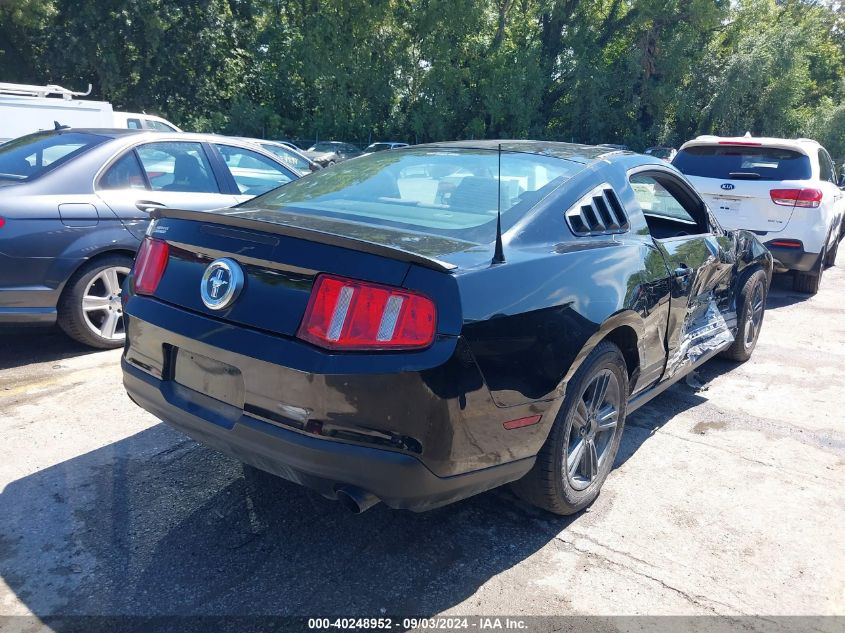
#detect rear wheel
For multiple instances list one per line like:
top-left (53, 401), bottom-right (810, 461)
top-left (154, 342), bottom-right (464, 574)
top-left (824, 238), bottom-right (839, 268)
top-left (721, 269), bottom-right (767, 362)
top-left (58, 255), bottom-right (133, 349)
top-left (512, 341), bottom-right (628, 515)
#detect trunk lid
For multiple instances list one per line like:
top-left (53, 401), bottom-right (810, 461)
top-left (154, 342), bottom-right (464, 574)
top-left (146, 208), bottom-right (470, 337)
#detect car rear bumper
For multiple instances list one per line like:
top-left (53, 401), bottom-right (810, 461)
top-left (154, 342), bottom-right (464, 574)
top-left (123, 359), bottom-right (534, 511)
top-left (764, 241), bottom-right (820, 273)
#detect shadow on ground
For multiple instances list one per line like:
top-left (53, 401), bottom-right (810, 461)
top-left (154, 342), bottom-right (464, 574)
top-left (0, 327), bottom-right (101, 371)
top-left (0, 370), bottom-right (719, 624)
top-left (764, 272), bottom-right (813, 310)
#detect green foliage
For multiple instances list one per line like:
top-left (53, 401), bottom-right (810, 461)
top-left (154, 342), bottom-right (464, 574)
top-left (1, 0), bottom-right (843, 159)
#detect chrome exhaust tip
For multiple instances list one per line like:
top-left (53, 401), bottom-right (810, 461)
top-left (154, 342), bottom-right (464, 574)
top-left (335, 486), bottom-right (381, 514)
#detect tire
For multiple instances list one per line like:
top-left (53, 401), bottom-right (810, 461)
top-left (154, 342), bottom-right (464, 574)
top-left (58, 255), bottom-right (134, 349)
top-left (720, 269), bottom-right (767, 362)
top-left (793, 267), bottom-right (822, 295)
top-left (511, 341), bottom-right (628, 515)
top-left (824, 238), bottom-right (838, 268)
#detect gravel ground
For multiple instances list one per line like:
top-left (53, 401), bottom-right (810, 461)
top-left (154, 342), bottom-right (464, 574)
top-left (0, 258), bottom-right (843, 631)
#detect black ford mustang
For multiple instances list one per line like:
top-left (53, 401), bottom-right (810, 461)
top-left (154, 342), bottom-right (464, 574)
top-left (122, 141), bottom-right (772, 515)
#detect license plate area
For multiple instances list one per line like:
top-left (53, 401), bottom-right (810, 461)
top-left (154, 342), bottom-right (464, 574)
top-left (710, 196), bottom-right (741, 213)
top-left (172, 348), bottom-right (245, 409)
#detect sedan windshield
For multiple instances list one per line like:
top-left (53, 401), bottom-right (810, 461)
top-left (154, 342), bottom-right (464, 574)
top-left (0, 131), bottom-right (109, 181)
top-left (239, 148), bottom-right (582, 242)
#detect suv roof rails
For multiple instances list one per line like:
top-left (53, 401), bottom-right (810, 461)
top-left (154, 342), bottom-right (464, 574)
top-left (0, 82), bottom-right (93, 101)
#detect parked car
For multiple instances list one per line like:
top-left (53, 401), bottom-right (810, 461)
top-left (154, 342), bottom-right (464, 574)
top-left (304, 141), bottom-right (362, 167)
top-left (0, 82), bottom-right (180, 142)
top-left (238, 138), bottom-right (321, 173)
top-left (121, 140), bottom-right (772, 515)
top-left (362, 141), bottom-right (409, 155)
top-left (0, 128), bottom-right (299, 348)
top-left (673, 135), bottom-right (845, 294)
top-left (644, 146), bottom-right (677, 162)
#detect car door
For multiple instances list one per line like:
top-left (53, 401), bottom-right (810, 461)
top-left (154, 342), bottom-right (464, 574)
top-left (629, 169), bottom-right (737, 380)
top-left (211, 143), bottom-right (296, 204)
top-left (96, 140), bottom-right (237, 239)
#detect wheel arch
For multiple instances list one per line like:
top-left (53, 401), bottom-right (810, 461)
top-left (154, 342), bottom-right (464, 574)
top-left (54, 247), bottom-right (138, 302)
top-left (559, 311), bottom-right (644, 396)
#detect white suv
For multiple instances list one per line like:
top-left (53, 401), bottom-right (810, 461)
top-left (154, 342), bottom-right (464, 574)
top-left (674, 135), bottom-right (845, 294)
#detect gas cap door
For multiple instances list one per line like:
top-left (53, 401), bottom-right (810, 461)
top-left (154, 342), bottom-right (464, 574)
top-left (58, 203), bottom-right (99, 227)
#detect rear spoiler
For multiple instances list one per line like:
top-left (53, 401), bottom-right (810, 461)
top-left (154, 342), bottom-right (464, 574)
top-left (152, 208), bottom-right (458, 273)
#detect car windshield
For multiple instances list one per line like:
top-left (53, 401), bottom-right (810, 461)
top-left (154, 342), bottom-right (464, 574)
top-left (261, 144), bottom-right (311, 173)
top-left (309, 142), bottom-right (341, 152)
top-left (0, 131), bottom-right (108, 181)
top-left (239, 148), bottom-right (582, 242)
top-left (674, 145), bottom-right (812, 181)
top-left (366, 143), bottom-right (393, 152)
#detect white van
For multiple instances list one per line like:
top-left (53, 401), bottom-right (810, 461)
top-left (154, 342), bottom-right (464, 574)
top-left (0, 82), bottom-right (180, 142)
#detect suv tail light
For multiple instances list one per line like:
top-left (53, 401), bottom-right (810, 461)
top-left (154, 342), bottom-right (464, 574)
top-left (297, 274), bottom-right (436, 350)
top-left (770, 188), bottom-right (823, 208)
top-left (132, 237), bottom-right (169, 295)
top-left (0, 217), bottom-right (5, 229)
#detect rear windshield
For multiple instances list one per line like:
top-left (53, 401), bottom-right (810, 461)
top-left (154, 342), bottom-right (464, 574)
top-left (0, 131), bottom-right (108, 181)
top-left (673, 145), bottom-right (811, 181)
top-left (239, 148), bottom-right (581, 242)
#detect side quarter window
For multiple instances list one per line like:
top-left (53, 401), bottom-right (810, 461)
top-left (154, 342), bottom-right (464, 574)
top-left (630, 172), bottom-right (710, 239)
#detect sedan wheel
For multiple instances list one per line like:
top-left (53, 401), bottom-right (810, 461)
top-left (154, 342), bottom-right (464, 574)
top-left (721, 269), bottom-right (768, 362)
top-left (565, 369), bottom-right (621, 491)
top-left (58, 255), bottom-right (135, 349)
top-left (81, 266), bottom-right (130, 341)
top-left (511, 341), bottom-right (628, 515)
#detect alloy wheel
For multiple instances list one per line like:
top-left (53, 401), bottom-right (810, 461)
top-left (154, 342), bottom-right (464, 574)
top-left (744, 281), bottom-right (765, 348)
top-left (81, 266), bottom-right (130, 341)
top-left (564, 369), bottom-right (621, 491)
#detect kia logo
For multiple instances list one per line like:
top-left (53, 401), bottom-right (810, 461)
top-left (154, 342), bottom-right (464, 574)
top-left (721, 183), bottom-right (735, 191)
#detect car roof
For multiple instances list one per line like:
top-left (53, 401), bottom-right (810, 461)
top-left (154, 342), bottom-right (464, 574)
top-left (37, 128), bottom-right (284, 145)
top-left (680, 135), bottom-right (822, 154)
top-left (413, 139), bottom-right (629, 164)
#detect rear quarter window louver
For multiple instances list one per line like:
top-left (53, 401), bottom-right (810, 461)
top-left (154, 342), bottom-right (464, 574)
top-left (565, 185), bottom-right (629, 236)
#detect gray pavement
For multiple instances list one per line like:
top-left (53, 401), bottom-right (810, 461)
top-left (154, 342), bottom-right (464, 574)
top-left (0, 260), bottom-right (843, 628)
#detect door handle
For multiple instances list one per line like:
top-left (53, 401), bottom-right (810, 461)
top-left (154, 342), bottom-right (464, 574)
top-left (135, 200), bottom-right (166, 213)
top-left (673, 264), bottom-right (692, 278)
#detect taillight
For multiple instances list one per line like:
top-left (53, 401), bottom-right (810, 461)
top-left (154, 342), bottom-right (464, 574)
top-left (718, 141), bottom-right (762, 146)
top-left (0, 217), bottom-right (5, 228)
top-left (770, 188), bottom-right (823, 208)
top-left (132, 237), bottom-right (169, 295)
top-left (297, 274), bottom-right (436, 350)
